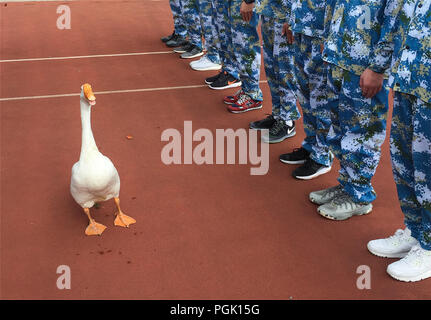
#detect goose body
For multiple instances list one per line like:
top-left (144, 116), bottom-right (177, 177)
top-left (70, 151), bottom-right (120, 208)
top-left (70, 84), bottom-right (136, 236)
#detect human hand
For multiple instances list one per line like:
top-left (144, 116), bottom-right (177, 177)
top-left (240, 1), bottom-right (255, 22)
top-left (360, 68), bottom-right (384, 98)
top-left (282, 23), bottom-right (294, 44)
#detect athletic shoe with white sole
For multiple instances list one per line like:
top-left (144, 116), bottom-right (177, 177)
top-left (279, 147), bottom-right (309, 165)
top-left (227, 93), bottom-right (263, 113)
top-left (249, 114), bottom-right (276, 130)
top-left (190, 56), bottom-right (222, 71)
top-left (317, 192), bottom-right (373, 220)
top-left (166, 34), bottom-right (188, 48)
top-left (205, 72), bottom-right (223, 85)
top-left (367, 228), bottom-right (419, 258)
top-left (309, 185), bottom-right (344, 205)
top-left (387, 245), bottom-right (431, 282)
top-left (293, 158), bottom-right (331, 180)
top-left (209, 71), bottom-right (242, 90)
top-left (173, 43), bottom-right (192, 53)
top-left (180, 45), bottom-right (204, 59)
top-left (261, 120), bottom-right (296, 143)
top-left (161, 30), bottom-right (175, 43)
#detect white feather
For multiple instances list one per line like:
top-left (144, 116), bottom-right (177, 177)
top-left (70, 87), bottom-right (120, 209)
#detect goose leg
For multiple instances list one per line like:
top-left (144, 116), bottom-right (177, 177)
top-left (113, 197), bottom-right (136, 228)
top-left (84, 208), bottom-right (107, 236)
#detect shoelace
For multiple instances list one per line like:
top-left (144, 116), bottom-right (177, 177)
top-left (403, 245), bottom-right (426, 264)
top-left (320, 185), bottom-right (343, 199)
top-left (388, 229), bottom-right (407, 241)
top-left (217, 72), bottom-right (229, 83)
top-left (186, 44), bottom-right (197, 52)
top-left (269, 119), bottom-right (285, 135)
top-left (236, 93), bottom-right (250, 105)
top-left (198, 56), bottom-right (210, 64)
top-left (172, 34), bottom-right (182, 42)
top-left (331, 192), bottom-right (356, 210)
top-left (233, 89), bottom-right (244, 98)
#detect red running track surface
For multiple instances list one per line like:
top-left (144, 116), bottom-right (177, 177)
top-left (1, 0), bottom-right (429, 299)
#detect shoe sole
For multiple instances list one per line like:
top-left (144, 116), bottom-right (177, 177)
top-left (228, 105), bottom-right (263, 114)
top-left (317, 205), bottom-right (373, 221)
top-left (191, 65), bottom-right (222, 71)
top-left (174, 49), bottom-right (187, 53)
top-left (387, 269), bottom-right (431, 282)
top-left (294, 165), bottom-right (332, 180)
top-left (181, 52), bottom-right (204, 59)
top-left (262, 131), bottom-right (296, 144)
top-left (279, 158), bottom-right (307, 165)
top-left (367, 246), bottom-right (409, 259)
top-left (209, 82), bottom-right (242, 90)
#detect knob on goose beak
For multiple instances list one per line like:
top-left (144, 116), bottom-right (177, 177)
top-left (83, 83), bottom-right (96, 106)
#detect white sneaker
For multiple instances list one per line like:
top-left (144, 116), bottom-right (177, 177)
top-left (387, 245), bottom-right (431, 282)
top-left (367, 228), bottom-right (418, 258)
top-left (190, 56), bottom-right (222, 71)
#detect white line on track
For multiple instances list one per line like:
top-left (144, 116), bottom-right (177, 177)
top-left (0, 85), bottom-right (207, 101)
top-left (0, 51), bottom-right (174, 63)
top-left (0, 81), bottom-right (268, 102)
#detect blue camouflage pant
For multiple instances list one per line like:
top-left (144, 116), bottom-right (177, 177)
top-left (198, 0), bottom-right (220, 64)
top-left (212, 1), bottom-right (239, 79)
top-left (182, 0), bottom-right (203, 49)
top-left (292, 34), bottom-right (332, 166)
top-left (327, 65), bottom-right (389, 204)
top-left (390, 91), bottom-right (431, 250)
top-left (213, 0), bottom-right (262, 101)
top-left (169, 0), bottom-right (188, 38)
top-left (261, 16), bottom-right (300, 120)
top-left (229, 1), bottom-right (262, 101)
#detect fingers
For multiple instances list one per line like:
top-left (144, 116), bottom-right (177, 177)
top-left (362, 85), bottom-right (381, 99)
top-left (240, 10), bottom-right (252, 22)
top-left (287, 31), bottom-right (294, 44)
top-left (246, 11), bottom-right (253, 22)
top-left (246, 11), bottom-right (252, 22)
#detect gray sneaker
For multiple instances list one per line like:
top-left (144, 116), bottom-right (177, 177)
top-left (317, 192), bottom-right (373, 220)
top-left (309, 185), bottom-right (344, 205)
top-left (261, 119), bottom-right (296, 144)
top-left (180, 45), bottom-right (204, 59)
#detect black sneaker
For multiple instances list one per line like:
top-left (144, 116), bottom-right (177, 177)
top-left (209, 71), bottom-right (242, 90)
top-left (166, 34), bottom-right (188, 48)
top-left (279, 147), bottom-right (309, 164)
top-left (180, 44), bottom-right (204, 59)
top-left (205, 72), bottom-right (223, 85)
top-left (249, 114), bottom-right (276, 130)
top-left (161, 31), bottom-right (175, 43)
top-left (292, 158), bottom-right (332, 180)
top-left (173, 42), bottom-right (193, 53)
top-left (262, 120), bottom-right (296, 143)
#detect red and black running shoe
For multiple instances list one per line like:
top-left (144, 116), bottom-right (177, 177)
top-left (227, 93), bottom-right (263, 113)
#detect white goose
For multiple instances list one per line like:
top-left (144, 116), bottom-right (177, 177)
top-left (70, 83), bottom-right (136, 236)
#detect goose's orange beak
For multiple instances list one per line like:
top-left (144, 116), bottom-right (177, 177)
top-left (83, 83), bottom-right (96, 105)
